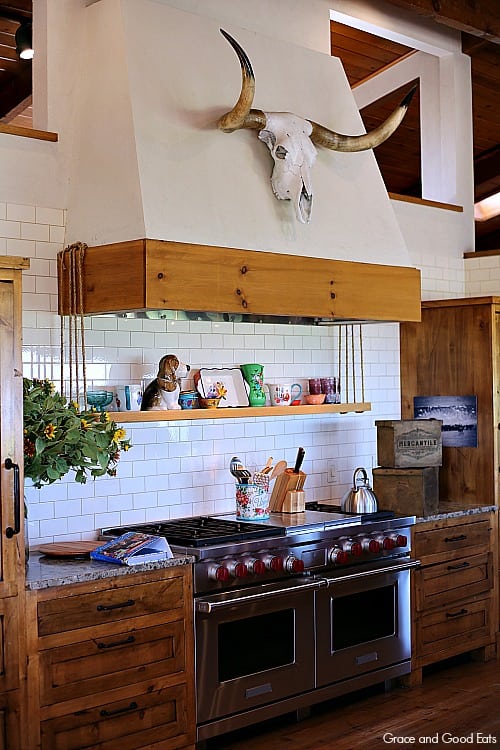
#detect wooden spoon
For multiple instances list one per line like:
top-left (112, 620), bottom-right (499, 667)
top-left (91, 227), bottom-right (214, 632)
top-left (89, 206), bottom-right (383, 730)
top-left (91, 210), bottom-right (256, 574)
top-left (261, 457), bottom-right (274, 474)
top-left (270, 460), bottom-right (287, 480)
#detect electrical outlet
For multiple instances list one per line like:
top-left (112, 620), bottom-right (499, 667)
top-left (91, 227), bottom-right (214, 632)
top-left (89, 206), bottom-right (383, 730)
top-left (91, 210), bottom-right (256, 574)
top-left (327, 463), bottom-right (338, 484)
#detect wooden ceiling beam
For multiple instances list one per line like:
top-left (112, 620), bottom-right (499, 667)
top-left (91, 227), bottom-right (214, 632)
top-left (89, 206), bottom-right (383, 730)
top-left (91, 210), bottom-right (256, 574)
top-left (383, 0), bottom-right (500, 44)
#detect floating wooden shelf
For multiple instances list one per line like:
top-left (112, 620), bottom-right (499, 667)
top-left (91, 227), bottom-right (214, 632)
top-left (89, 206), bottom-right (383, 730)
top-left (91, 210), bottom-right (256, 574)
top-left (113, 402), bottom-right (371, 423)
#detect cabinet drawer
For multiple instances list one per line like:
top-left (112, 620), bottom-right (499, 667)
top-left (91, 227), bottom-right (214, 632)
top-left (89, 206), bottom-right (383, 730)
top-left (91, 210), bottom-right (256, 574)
top-left (38, 575), bottom-right (185, 637)
top-left (413, 519), bottom-right (491, 561)
top-left (41, 681), bottom-right (193, 750)
top-left (415, 551), bottom-right (493, 611)
top-left (40, 619), bottom-right (184, 706)
top-left (415, 596), bottom-right (491, 663)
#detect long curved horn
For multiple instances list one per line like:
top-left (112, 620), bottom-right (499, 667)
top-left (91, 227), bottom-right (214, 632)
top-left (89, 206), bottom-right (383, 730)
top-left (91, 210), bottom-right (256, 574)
top-left (309, 86), bottom-right (417, 152)
top-left (218, 29), bottom-right (266, 133)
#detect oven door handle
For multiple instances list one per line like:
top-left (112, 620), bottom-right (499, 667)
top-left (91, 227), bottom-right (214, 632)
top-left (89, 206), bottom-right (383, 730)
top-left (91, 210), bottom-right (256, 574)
top-left (323, 559), bottom-right (421, 586)
top-left (195, 578), bottom-right (327, 613)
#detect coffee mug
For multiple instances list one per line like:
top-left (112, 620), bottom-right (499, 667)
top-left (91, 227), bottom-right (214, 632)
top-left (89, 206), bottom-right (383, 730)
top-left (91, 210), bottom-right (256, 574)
top-left (116, 385), bottom-right (143, 411)
top-left (268, 383), bottom-right (302, 406)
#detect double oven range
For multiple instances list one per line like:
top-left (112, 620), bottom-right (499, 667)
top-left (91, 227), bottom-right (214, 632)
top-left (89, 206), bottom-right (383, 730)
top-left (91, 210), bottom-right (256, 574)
top-left (103, 506), bottom-right (419, 745)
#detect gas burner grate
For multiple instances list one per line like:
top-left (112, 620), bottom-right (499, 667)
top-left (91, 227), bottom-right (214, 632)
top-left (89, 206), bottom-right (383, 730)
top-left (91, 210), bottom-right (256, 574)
top-left (103, 516), bottom-right (286, 547)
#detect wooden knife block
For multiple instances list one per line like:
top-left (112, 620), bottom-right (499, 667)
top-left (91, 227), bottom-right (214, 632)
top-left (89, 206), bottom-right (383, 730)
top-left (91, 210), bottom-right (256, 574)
top-left (269, 471), bottom-right (306, 512)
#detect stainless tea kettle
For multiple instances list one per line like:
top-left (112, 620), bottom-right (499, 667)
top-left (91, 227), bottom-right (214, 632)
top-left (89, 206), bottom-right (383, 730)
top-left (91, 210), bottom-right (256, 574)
top-left (341, 467), bottom-right (378, 514)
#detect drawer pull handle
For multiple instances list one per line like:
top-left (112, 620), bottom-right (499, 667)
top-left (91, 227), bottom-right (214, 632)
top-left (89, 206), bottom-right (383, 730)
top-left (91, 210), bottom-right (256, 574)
top-left (444, 534), bottom-right (467, 543)
top-left (447, 562), bottom-right (470, 570)
top-left (97, 634), bottom-right (136, 650)
top-left (100, 701), bottom-right (138, 718)
top-left (96, 598), bottom-right (135, 612)
top-left (446, 608), bottom-right (468, 618)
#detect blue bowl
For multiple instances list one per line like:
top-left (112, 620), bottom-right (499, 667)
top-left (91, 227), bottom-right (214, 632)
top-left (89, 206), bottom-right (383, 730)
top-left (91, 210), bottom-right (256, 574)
top-left (179, 391), bottom-right (199, 409)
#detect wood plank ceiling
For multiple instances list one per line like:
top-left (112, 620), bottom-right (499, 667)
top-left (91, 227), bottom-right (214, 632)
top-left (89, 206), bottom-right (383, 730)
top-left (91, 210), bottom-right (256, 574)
top-left (0, 0), bottom-right (499, 250)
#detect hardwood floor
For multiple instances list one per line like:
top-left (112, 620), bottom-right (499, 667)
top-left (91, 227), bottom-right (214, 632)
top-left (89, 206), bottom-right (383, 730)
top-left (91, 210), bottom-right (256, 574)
top-left (210, 654), bottom-right (500, 749)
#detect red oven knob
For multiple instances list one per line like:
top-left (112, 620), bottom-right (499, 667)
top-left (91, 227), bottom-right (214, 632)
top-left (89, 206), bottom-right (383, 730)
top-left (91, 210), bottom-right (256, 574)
top-left (226, 560), bottom-right (248, 579)
top-left (329, 547), bottom-right (349, 565)
top-left (341, 539), bottom-right (362, 556)
top-left (393, 534), bottom-right (407, 548)
top-left (285, 556), bottom-right (304, 574)
top-left (246, 558), bottom-right (266, 576)
top-left (362, 537), bottom-right (381, 553)
top-left (382, 536), bottom-right (396, 550)
top-left (208, 564), bottom-right (230, 582)
top-left (263, 555), bottom-right (284, 572)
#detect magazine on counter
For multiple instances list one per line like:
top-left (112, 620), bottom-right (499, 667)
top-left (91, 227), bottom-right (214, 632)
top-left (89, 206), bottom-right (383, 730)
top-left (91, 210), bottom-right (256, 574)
top-left (90, 531), bottom-right (173, 565)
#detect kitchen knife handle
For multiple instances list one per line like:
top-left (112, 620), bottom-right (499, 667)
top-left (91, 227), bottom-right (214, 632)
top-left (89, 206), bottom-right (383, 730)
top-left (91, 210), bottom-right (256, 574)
top-left (293, 447), bottom-right (305, 474)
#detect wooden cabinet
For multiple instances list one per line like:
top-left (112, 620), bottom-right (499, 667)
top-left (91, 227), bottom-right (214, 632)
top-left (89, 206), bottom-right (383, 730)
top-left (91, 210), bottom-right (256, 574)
top-left (408, 513), bottom-right (497, 685)
top-left (400, 297), bottom-right (500, 641)
top-left (26, 565), bottom-right (195, 750)
top-left (0, 257), bottom-right (29, 749)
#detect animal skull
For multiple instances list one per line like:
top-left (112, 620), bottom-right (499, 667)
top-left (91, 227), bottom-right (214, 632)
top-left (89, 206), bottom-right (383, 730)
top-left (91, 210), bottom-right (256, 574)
top-left (258, 113), bottom-right (317, 223)
top-left (218, 29), bottom-right (416, 224)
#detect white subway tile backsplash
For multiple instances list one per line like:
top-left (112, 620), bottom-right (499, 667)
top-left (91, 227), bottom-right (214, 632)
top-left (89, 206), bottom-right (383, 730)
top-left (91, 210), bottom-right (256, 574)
top-left (4, 200), bottom-right (476, 545)
top-left (8, 203), bottom-right (35, 222)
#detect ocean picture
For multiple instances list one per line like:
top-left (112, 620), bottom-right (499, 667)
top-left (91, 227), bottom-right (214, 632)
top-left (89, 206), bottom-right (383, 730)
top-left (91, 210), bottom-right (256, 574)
top-left (413, 396), bottom-right (478, 448)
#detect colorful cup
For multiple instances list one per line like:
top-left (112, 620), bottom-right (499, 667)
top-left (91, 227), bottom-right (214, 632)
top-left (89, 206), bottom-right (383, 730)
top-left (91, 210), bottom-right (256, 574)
top-left (267, 383), bottom-right (302, 406)
top-left (116, 385), bottom-right (143, 411)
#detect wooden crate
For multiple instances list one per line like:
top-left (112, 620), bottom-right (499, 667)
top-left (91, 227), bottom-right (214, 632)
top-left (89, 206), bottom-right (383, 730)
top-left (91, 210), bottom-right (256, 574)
top-left (375, 419), bottom-right (442, 468)
top-left (372, 467), bottom-right (439, 517)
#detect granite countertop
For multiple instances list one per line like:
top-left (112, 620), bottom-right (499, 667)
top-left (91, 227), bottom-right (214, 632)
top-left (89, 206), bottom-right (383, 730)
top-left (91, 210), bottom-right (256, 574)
top-left (25, 551), bottom-right (195, 591)
top-left (416, 501), bottom-right (497, 523)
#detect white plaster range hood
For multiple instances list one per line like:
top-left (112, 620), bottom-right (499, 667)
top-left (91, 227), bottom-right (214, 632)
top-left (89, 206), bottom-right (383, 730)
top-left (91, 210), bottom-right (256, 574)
top-left (65, 0), bottom-right (416, 276)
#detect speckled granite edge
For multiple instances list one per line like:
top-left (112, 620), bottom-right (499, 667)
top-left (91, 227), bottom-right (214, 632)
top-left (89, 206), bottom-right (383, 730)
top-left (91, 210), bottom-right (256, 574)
top-left (25, 552), bottom-right (194, 591)
top-left (415, 503), bottom-right (497, 523)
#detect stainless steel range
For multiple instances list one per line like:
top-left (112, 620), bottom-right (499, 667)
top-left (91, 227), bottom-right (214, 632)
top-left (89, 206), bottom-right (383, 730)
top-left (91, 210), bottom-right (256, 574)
top-left (102, 506), bottom-right (419, 745)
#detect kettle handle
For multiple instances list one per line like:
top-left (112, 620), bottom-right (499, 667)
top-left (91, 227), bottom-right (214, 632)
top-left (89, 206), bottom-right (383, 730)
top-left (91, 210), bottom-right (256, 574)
top-left (353, 467), bottom-right (369, 487)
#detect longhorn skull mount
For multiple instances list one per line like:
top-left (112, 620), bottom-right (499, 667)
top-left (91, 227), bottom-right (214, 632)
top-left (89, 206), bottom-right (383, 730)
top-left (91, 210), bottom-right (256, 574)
top-left (218, 28), bottom-right (417, 224)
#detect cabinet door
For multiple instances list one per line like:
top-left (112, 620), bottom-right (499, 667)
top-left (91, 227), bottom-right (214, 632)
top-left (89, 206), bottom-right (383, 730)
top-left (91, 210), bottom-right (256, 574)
top-left (0, 261), bottom-right (26, 750)
top-left (0, 271), bottom-right (25, 587)
top-left (0, 688), bottom-right (22, 750)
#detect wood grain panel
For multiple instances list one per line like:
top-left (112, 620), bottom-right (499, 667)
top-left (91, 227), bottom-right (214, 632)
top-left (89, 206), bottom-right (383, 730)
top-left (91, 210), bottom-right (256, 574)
top-left (40, 619), bottom-right (184, 706)
top-left (40, 680), bottom-right (191, 750)
top-left (415, 552), bottom-right (493, 611)
top-left (37, 576), bottom-right (184, 637)
top-left (58, 239), bottom-right (421, 323)
top-left (400, 299), bottom-right (498, 504)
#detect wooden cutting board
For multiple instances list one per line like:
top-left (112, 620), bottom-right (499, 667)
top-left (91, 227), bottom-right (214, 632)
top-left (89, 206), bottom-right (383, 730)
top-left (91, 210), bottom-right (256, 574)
top-left (38, 541), bottom-right (101, 558)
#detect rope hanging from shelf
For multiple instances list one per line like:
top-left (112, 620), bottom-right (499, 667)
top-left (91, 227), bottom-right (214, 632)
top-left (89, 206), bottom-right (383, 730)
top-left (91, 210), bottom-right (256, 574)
top-left (57, 242), bottom-right (88, 404)
top-left (336, 323), bottom-right (365, 404)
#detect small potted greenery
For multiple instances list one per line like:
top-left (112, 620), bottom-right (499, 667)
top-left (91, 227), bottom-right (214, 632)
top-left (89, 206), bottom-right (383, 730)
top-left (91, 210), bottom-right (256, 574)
top-left (23, 378), bottom-right (131, 489)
